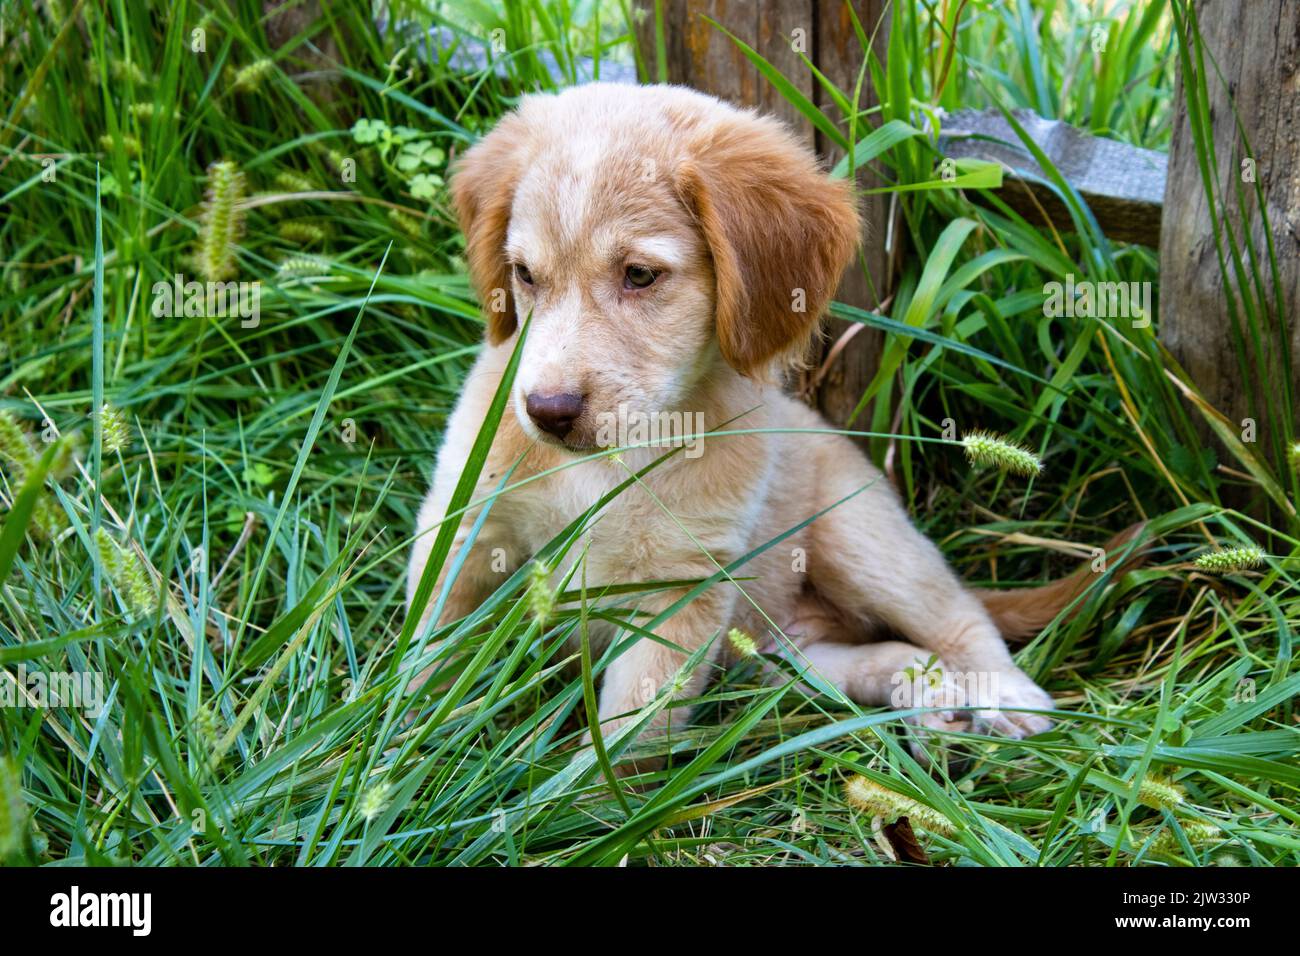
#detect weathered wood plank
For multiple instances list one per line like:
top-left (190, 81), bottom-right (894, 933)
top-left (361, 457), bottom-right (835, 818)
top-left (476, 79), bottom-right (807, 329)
top-left (938, 108), bottom-right (1166, 247)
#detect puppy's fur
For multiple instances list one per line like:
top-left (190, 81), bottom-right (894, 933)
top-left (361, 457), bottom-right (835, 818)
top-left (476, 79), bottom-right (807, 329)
top-left (407, 84), bottom-right (1130, 764)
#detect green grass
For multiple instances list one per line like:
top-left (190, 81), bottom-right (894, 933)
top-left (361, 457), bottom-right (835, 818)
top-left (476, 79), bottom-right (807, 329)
top-left (0, 0), bottom-right (1295, 866)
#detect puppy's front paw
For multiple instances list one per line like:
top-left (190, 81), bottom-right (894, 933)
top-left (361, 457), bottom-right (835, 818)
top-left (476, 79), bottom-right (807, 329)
top-left (895, 663), bottom-right (1053, 760)
top-left (893, 668), bottom-right (975, 759)
top-left (970, 666), bottom-right (1054, 739)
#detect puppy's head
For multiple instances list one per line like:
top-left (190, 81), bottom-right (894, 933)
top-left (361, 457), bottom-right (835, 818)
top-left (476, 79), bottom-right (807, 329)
top-left (451, 83), bottom-right (859, 451)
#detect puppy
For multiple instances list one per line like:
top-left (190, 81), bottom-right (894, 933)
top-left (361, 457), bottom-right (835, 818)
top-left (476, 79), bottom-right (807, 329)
top-left (407, 83), bottom-right (1128, 765)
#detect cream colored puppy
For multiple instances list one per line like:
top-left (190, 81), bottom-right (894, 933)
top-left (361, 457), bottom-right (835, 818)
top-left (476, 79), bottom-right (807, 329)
top-left (407, 83), bottom-right (1118, 765)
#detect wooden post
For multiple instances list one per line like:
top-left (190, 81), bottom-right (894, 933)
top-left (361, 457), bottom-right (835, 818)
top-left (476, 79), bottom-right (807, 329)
top-left (1159, 1), bottom-right (1299, 469)
top-left (635, 0), bottom-right (893, 435)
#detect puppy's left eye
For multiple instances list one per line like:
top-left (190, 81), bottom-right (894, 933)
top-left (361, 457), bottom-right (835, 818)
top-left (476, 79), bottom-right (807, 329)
top-left (623, 265), bottom-right (658, 290)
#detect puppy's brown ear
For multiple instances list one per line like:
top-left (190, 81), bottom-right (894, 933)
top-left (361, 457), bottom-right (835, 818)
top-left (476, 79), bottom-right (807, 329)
top-left (676, 111), bottom-right (860, 377)
top-left (450, 112), bottom-right (529, 344)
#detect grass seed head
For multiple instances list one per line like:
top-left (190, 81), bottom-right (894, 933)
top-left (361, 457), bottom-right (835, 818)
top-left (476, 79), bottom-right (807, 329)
top-left (194, 703), bottom-right (220, 751)
top-left (100, 403), bottom-right (130, 455)
top-left (0, 410), bottom-right (36, 475)
top-left (359, 781), bottom-right (391, 822)
top-left (98, 133), bottom-right (141, 158)
top-left (1194, 547), bottom-right (1264, 574)
top-left (1137, 776), bottom-right (1185, 810)
top-left (273, 169), bottom-right (316, 193)
top-left (31, 498), bottom-right (65, 539)
top-left (844, 775), bottom-right (956, 837)
top-left (728, 628), bottom-right (758, 658)
top-left (527, 561), bottom-right (555, 624)
top-left (94, 527), bottom-right (158, 617)
top-left (127, 103), bottom-right (178, 122)
top-left (387, 208), bottom-right (424, 241)
top-left (1152, 821), bottom-right (1223, 855)
top-left (278, 221), bottom-right (330, 245)
top-left (276, 255), bottom-right (332, 279)
top-left (233, 58), bottom-right (276, 93)
top-left (196, 160), bottom-right (246, 282)
top-left (961, 430), bottom-right (1042, 477)
top-left (0, 413), bottom-right (66, 537)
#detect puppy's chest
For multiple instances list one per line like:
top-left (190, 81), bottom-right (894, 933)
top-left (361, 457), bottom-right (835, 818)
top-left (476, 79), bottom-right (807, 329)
top-left (500, 459), bottom-right (620, 545)
top-left (501, 458), bottom-right (737, 578)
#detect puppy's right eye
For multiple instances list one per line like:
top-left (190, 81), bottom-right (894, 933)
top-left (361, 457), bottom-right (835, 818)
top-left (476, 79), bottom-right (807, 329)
top-left (513, 263), bottom-right (534, 286)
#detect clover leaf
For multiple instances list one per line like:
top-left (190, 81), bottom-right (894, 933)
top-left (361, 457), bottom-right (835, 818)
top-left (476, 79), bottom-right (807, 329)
top-left (351, 117), bottom-right (387, 144)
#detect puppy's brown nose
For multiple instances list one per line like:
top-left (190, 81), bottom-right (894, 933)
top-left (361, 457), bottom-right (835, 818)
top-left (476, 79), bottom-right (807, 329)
top-left (525, 392), bottom-right (584, 439)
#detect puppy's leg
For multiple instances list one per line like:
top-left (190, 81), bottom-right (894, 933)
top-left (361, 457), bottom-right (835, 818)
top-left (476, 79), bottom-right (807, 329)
top-left (798, 640), bottom-right (974, 738)
top-left (405, 480), bottom-right (521, 693)
top-left (405, 345), bottom-right (530, 692)
top-left (588, 581), bottom-right (737, 774)
top-left (808, 445), bottom-right (1053, 738)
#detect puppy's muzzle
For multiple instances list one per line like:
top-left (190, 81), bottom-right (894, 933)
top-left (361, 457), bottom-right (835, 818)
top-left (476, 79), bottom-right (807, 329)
top-left (525, 391), bottom-right (585, 439)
